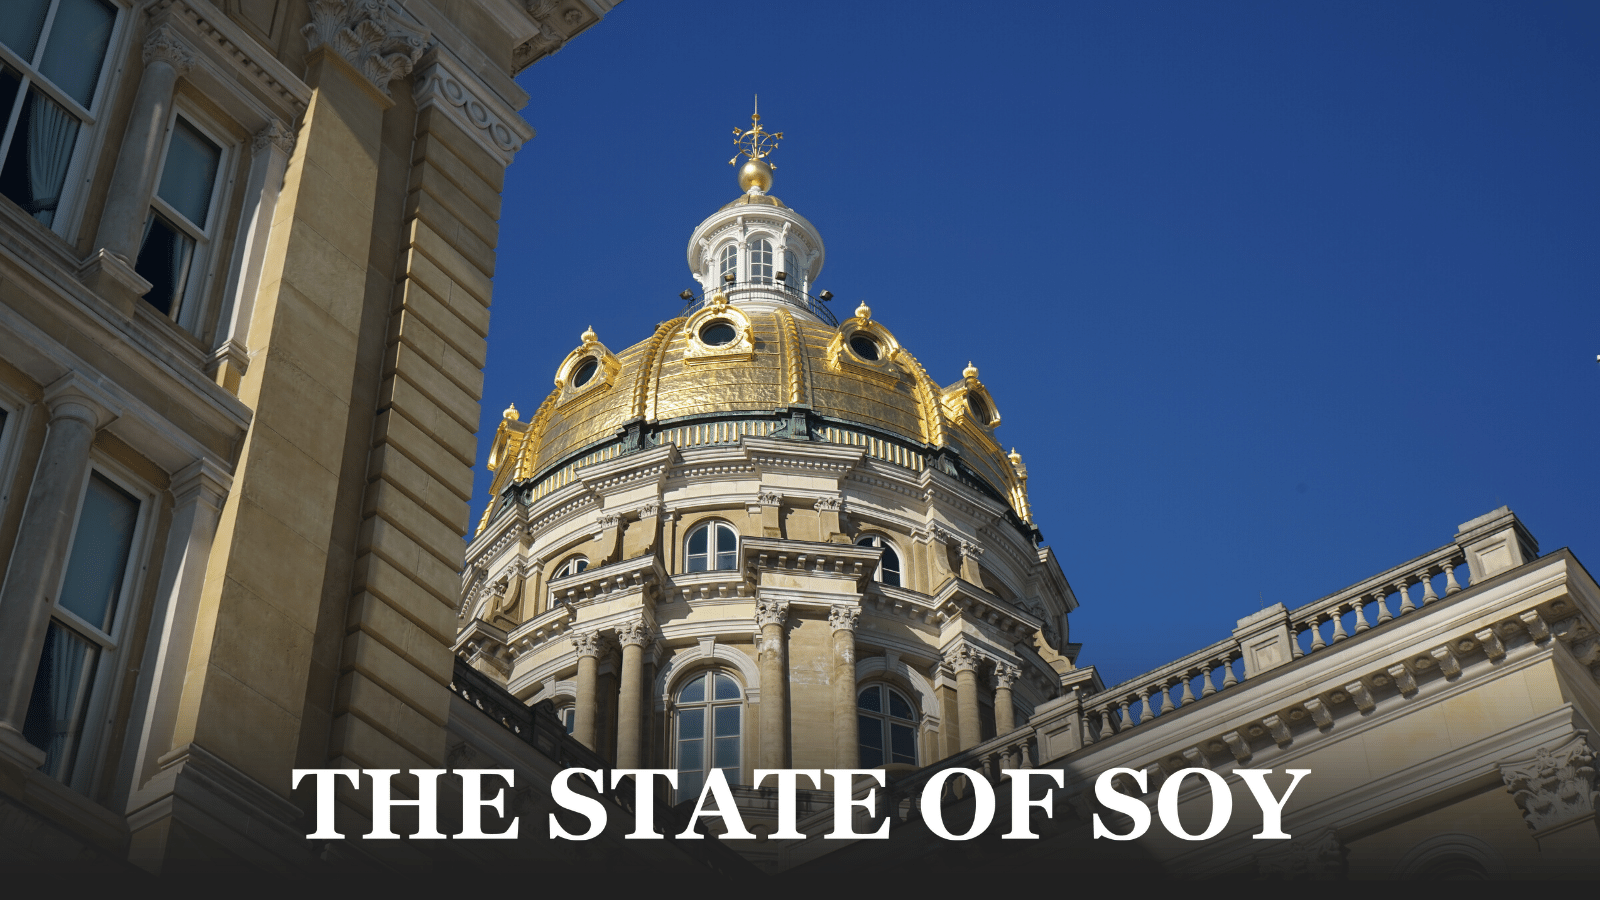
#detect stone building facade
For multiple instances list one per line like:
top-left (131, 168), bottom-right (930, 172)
top-left (0, 0), bottom-right (728, 874)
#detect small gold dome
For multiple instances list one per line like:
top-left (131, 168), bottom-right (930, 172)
top-left (964, 361), bottom-right (979, 380)
top-left (855, 302), bottom-right (872, 322)
top-left (581, 326), bottom-right (597, 345)
top-left (738, 158), bottom-right (773, 194)
top-left (503, 402), bottom-right (519, 421)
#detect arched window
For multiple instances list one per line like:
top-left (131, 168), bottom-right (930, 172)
top-left (750, 238), bottom-right (773, 283)
top-left (719, 243), bottom-right (738, 282)
top-left (555, 703), bottom-right (575, 735)
top-left (548, 556), bottom-right (589, 606)
top-left (553, 556), bottom-right (588, 579)
top-left (675, 671), bottom-right (741, 800)
top-left (858, 684), bottom-right (917, 767)
top-left (855, 534), bottom-right (901, 587)
top-left (685, 521), bottom-right (738, 572)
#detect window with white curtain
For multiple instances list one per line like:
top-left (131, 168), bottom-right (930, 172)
top-left (22, 468), bottom-right (145, 790)
top-left (135, 114), bottom-right (224, 330)
top-left (0, 0), bottom-right (118, 230)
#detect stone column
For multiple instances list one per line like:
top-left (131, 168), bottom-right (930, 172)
top-left (0, 378), bottom-right (118, 767)
top-left (829, 605), bottom-right (860, 768)
top-left (95, 25), bottom-right (194, 265)
top-left (121, 459), bottom-right (231, 797)
top-left (572, 631), bottom-right (602, 751)
top-left (615, 618), bottom-right (651, 768)
top-left (755, 599), bottom-right (790, 768)
top-left (948, 644), bottom-right (982, 751)
top-left (994, 664), bottom-right (1019, 734)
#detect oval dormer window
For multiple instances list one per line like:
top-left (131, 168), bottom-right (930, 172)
top-left (701, 321), bottom-right (737, 347)
top-left (572, 358), bottom-right (599, 387)
top-left (967, 393), bottom-right (991, 423)
top-left (849, 335), bottom-right (881, 361)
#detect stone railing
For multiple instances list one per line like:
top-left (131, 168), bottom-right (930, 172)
top-left (1071, 507), bottom-right (1534, 747)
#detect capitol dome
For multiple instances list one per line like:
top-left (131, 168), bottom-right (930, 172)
top-left (459, 108), bottom-right (1079, 834)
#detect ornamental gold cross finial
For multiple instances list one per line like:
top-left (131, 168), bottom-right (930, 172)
top-left (730, 94), bottom-right (782, 166)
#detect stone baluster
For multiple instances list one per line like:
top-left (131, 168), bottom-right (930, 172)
top-left (1374, 588), bottom-right (1393, 624)
top-left (1222, 655), bottom-right (1239, 688)
top-left (1419, 569), bottom-right (1439, 604)
top-left (1443, 558), bottom-right (1463, 594)
top-left (570, 630), bottom-right (603, 751)
top-left (1330, 607), bottom-right (1349, 643)
top-left (1138, 689), bottom-right (1154, 724)
top-left (1352, 598), bottom-right (1371, 633)
top-left (1396, 577), bottom-right (1415, 615)
top-left (756, 599), bottom-right (791, 766)
top-left (1199, 664), bottom-right (1216, 698)
top-left (1309, 615), bottom-right (1327, 652)
top-left (1118, 698), bottom-right (1132, 729)
top-left (1179, 673), bottom-right (1196, 706)
top-left (1291, 623), bottom-right (1305, 659)
top-left (1158, 681), bottom-right (1175, 714)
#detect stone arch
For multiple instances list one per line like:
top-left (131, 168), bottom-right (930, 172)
top-left (1396, 833), bottom-right (1505, 878)
top-left (856, 654), bottom-right (939, 734)
top-left (653, 641), bottom-right (762, 709)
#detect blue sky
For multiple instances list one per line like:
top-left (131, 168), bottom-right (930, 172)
top-left (478, 1), bottom-right (1600, 688)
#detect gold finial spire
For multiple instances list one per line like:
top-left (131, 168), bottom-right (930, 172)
top-left (730, 96), bottom-right (781, 193)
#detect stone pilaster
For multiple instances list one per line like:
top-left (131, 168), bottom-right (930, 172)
top-left (828, 605), bottom-right (860, 768)
top-left (86, 24), bottom-right (195, 314)
top-left (0, 378), bottom-right (119, 769)
top-left (210, 121), bottom-right (295, 393)
top-left (755, 599), bottom-right (790, 768)
top-left (1500, 734), bottom-right (1600, 857)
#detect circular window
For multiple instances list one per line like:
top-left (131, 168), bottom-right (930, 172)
top-left (700, 321), bottom-right (737, 347)
top-left (967, 394), bottom-right (991, 423)
top-left (572, 358), bottom-right (599, 387)
top-left (849, 334), bottom-right (881, 361)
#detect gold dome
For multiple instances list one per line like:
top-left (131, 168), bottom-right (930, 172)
top-left (480, 305), bottom-right (1028, 534)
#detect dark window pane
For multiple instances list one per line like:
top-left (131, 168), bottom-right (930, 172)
top-left (560, 707), bottom-right (574, 734)
top-left (882, 547), bottom-right (901, 586)
top-left (0, 0), bottom-right (50, 63)
top-left (58, 473), bottom-right (138, 631)
top-left (23, 623), bottom-right (97, 780)
top-left (37, 0), bottom-right (114, 108)
top-left (858, 715), bottom-right (884, 768)
top-left (716, 523), bottom-right (737, 553)
top-left (0, 86), bottom-right (79, 226)
top-left (678, 771), bottom-right (702, 804)
top-left (850, 335), bottom-right (880, 360)
top-left (714, 551), bottom-right (736, 571)
top-left (687, 526), bottom-right (707, 556)
top-left (133, 212), bottom-right (193, 316)
top-left (719, 766), bottom-right (738, 788)
top-left (572, 358), bottom-right (597, 387)
top-left (701, 322), bottom-right (736, 346)
top-left (679, 674), bottom-right (705, 705)
top-left (713, 673), bottom-right (739, 701)
top-left (686, 553), bottom-right (707, 573)
top-left (857, 684), bottom-right (881, 712)
top-left (157, 119), bottom-right (220, 228)
top-left (713, 704), bottom-right (739, 737)
top-left (713, 736), bottom-right (738, 768)
top-left (888, 689), bottom-right (914, 720)
top-left (677, 737), bottom-right (702, 772)
top-left (890, 723), bottom-right (916, 764)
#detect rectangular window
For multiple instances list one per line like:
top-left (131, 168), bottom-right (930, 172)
top-left (0, 0), bottom-right (116, 229)
top-left (135, 115), bottom-right (224, 327)
top-left (22, 469), bottom-right (142, 787)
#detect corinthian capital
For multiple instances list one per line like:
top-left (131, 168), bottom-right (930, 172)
top-left (616, 618), bottom-right (652, 649)
top-left (570, 630), bottom-right (602, 659)
top-left (1501, 734), bottom-right (1598, 833)
top-left (143, 24), bottom-right (195, 76)
top-left (252, 120), bottom-right (296, 155)
top-left (754, 599), bottom-right (789, 631)
top-left (302, 0), bottom-right (430, 96)
top-left (994, 664), bottom-right (1019, 690)
top-left (945, 643), bottom-right (981, 674)
top-left (828, 605), bottom-right (859, 633)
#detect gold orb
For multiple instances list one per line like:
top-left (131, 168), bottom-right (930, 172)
top-left (738, 158), bottom-right (773, 193)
